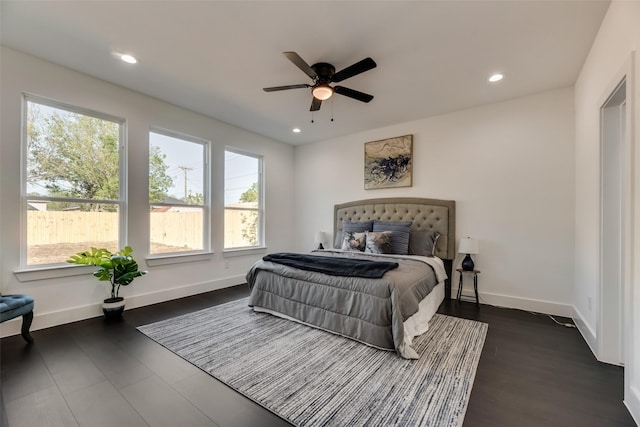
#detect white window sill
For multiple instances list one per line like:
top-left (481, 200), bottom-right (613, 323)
top-left (223, 246), bottom-right (267, 258)
top-left (14, 248), bottom-right (265, 280)
top-left (15, 264), bottom-right (96, 282)
top-left (145, 251), bottom-right (214, 267)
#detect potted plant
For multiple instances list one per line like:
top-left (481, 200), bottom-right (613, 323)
top-left (67, 246), bottom-right (147, 319)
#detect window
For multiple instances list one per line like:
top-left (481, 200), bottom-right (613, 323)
top-left (224, 150), bottom-right (263, 249)
top-left (23, 96), bottom-right (124, 266)
top-left (149, 130), bottom-right (209, 255)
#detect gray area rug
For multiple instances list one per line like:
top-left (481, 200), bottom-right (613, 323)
top-left (138, 297), bottom-right (488, 427)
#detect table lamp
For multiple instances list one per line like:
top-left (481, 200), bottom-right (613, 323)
top-left (459, 237), bottom-right (479, 271)
top-left (315, 231), bottom-right (326, 250)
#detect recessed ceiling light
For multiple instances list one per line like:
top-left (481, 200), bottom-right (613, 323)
top-left (292, 128), bottom-right (301, 133)
top-left (488, 73), bottom-right (504, 83)
top-left (120, 54), bottom-right (138, 64)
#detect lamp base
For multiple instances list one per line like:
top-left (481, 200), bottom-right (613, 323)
top-left (461, 253), bottom-right (474, 271)
top-left (317, 243), bottom-right (324, 250)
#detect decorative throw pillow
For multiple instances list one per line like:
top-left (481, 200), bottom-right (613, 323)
top-left (365, 231), bottom-right (393, 254)
top-left (334, 220), bottom-right (374, 248)
top-left (408, 230), bottom-right (440, 257)
top-left (372, 220), bottom-right (412, 255)
top-left (341, 231), bottom-right (367, 252)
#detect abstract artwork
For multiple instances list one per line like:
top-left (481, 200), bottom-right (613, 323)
top-left (364, 134), bottom-right (413, 189)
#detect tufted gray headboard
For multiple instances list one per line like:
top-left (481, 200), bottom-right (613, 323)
top-left (333, 197), bottom-right (456, 260)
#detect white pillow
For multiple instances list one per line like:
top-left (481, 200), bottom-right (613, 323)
top-left (364, 231), bottom-right (393, 254)
top-left (341, 231), bottom-right (367, 252)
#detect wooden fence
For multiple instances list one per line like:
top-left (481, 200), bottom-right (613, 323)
top-left (149, 211), bottom-right (203, 250)
top-left (27, 211), bottom-right (118, 245)
top-left (27, 209), bottom-right (256, 250)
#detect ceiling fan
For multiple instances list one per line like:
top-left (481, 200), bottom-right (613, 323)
top-left (263, 51), bottom-right (377, 111)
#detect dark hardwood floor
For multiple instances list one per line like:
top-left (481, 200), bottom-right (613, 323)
top-left (1, 285), bottom-right (636, 427)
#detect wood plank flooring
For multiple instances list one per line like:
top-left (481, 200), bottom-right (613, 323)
top-left (1, 285), bottom-right (636, 426)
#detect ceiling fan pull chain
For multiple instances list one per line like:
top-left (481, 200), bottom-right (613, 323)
top-left (331, 98), bottom-right (334, 122)
top-left (311, 110), bottom-right (314, 124)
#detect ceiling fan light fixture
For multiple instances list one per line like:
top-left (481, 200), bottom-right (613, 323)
top-left (263, 52), bottom-right (376, 111)
top-left (312, 84), bottom-right (333, 101)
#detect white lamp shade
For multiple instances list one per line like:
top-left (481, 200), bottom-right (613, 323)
top-left (312, 84), bottom-right (333, 101)
top-left (314, 231), bottom-right (326, 244)
top-left (458, 237), bottom-right (479, 254)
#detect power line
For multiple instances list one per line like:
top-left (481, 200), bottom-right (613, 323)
top-left (178, 165), bottom-right (193, 199)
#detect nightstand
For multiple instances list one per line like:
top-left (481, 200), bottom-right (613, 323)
top-left (456, 268), bottom-right (480, 306)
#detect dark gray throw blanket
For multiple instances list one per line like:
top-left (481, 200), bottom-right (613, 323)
top-left (263, 252), bottom-right (399, 278)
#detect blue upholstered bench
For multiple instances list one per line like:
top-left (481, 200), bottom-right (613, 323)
top-left (0, 293), bottom-right (34, 343)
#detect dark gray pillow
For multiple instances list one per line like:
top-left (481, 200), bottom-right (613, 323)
top-left (409, 230), bottom-right (440, 257)
top-left (334, 220), bottom-right (374, 248)
top-left (372, 220), bottom-right (412, 255)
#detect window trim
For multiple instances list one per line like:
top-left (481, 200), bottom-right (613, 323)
top-left (223, 147), bottom-right (264, 250)
top-left (145, 251), bottom-right (214, 267)
top-left (20, 93), bottom-right (127, 269)
top-left (14, 264), bottom-right (96, 283)
top-left (148, 127), bottom-right (211, 256)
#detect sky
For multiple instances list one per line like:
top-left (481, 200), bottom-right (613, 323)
top-left (150, 132), bottom-right (258, 204)
top-left (150, 131), bottom-right (205, 200)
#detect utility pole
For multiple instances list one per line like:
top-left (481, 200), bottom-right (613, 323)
top-left (178, 166), bottom-right (193, 199)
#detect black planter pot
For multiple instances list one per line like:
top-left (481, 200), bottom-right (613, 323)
top-left (102, 297), bottom-right (125, 320)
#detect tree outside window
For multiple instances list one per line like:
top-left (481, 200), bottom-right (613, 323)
top-left (239, 182), bottom-right (259, 245)
top-left (24, 98), bottom-right (162, 265)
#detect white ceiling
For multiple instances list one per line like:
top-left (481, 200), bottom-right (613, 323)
top-left (0, 1), bottom-right (610, 145)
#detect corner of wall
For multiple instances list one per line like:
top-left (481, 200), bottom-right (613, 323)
top-left (572, 304), bottom-right (598, 360)
top-left (625, 386), bottom-right (640, 426)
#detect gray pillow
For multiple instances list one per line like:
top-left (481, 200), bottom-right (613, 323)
top-left (341, 231), bottom-right (367, 252)
top-left (334, 220), bottom-right (374, 248)
top-left (408, 230), bottom-right (440, 257)
top-left (372, 220), bottom-right (412, 255)
top-left (364, 231), bottom-right (393, 254)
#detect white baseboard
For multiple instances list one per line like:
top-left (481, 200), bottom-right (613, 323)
top-left (0, 282), bottom-right (579, 339)
top-left (625, 385), bottom-right (640, 427)
top-left (124, 274), bottom-right (246, 310)
top-left (571, 305), bottom-right (625, 368)
top-left (451, 287), bottom-right (574, 317)
top-left (0, 274), bottom-right (246, 339)
top-left (571, 305), bottom-right (599, 360)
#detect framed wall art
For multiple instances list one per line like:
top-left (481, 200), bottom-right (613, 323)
top-left (364, 134), bottom-right (413, 189)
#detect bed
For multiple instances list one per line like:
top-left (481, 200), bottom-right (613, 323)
top-left (247, 197), bottom-right (456, 359)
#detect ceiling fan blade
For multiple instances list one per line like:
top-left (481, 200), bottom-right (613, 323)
top-left (283, 51), bottom-right (317, 80)
top-left (310, 97), bottom-right (322, 111)
top-left (331, 57), bottom-right (377, 83)
top-left (263, 84), bottom-right (310, 92)
top-left (334, 86), bottom-right (374, 103)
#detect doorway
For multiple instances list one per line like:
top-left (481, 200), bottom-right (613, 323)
top-left (600, 78), bottom-right (627, 366)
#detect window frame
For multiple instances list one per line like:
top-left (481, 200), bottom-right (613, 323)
top-left (223, 148), bottom-right (264, 251)
top-left (147, 127), bottom-right (211, 258)
top-left (20, 93), bottom-right (127, 269)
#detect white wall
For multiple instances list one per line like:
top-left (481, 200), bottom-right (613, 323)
top-left (0, 47), bottom-right (295, 335)
top-left (573, 0), bottom-right (640, 422)
top-left (294, 87), bottom-right (576, 316)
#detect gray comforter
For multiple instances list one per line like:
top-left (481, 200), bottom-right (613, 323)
top-left (246, 250), bottom-right (443, 359)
